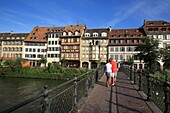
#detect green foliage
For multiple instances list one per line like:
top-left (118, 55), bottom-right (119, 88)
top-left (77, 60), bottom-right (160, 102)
top-left (3, 58), bottom-right (22, 72)
top-left (1, 62), bottom-right (90, 80)
top-left (135, 36), bottom-right (160, 73)
top-left (152, 69), bottom-right (170, 81)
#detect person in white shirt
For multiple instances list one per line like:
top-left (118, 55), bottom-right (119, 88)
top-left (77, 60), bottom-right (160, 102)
top-left (104, 59), bottom-right (112, 87)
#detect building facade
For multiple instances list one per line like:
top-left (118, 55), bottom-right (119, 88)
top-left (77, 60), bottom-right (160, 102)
top-left (60, 24), bottom-right (86, 68)
top-left (81, 28), bottom-right (110, 68)
top-left (108, 28), bottom-right (146, 69)
top-left (142, 20), bottom-right (170, 69)
top-left (23, 26), bottom-right (52, 67)
top-left (46, 27), bottom-right (64, 65)
top-left (0, 33), bottom-right (28, 60)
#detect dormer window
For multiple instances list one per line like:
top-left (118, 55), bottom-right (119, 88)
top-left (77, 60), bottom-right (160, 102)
top-left (112, 35), bottom-right (116, 38)
top-left (75, 31), bottom-right (79, 36)
top-left (163, 22), bottom-right (167, 25)
top-left (68, 31), bottom-right (72, 36)
top-left (149, 23), bottom-right (153, 25)
top-left (154, 28), bottom-right (158, 32)
top-left (85, 33), bottom-right (90, 37)
top-left (63, 32), bottom-right (67, 36)
top-left (162, 28), bottom-right (166, 32)
top-left (148, 28), bottom-right (153, 32)
top-left (133, 34), bottom-right (136, 37)
top-left (93, 32), bottom-right (98, 37)
top-left (101, 32), bottom-right (107, 37)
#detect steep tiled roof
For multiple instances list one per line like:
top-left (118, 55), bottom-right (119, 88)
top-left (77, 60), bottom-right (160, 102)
top-left (143, 20), bottom-right (170, 35)
top-left (85, 28), bottom-right (110, 34)
top-left (49, 27), bottom-right (64, 32)
top-left (144, 20), bottom-right (170, 26)
top-left (25, 26), bottom-right (54, 42)
top-left (0, 33), bottom-right (28, 40)
top-left (109, 28), bottom-right (146, 38)
top-left (63, 24), bottom-right (86, 36)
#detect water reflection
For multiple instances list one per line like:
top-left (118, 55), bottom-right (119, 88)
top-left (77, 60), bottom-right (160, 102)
top-left (0, 77), bottom-right (64, 111)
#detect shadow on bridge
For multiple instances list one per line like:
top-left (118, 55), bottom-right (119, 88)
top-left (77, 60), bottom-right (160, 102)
top-left (78, 72), bottom-right (157, 113)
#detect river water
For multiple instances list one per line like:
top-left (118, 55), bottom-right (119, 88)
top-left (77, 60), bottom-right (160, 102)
top-left (0, 77), bottom-right (65, 112)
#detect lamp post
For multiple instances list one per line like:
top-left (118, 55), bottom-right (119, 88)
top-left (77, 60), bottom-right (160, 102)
top-left (97, 41), bottom-right (101, 67)
top-left (98, 41), bottom-right (101, 59)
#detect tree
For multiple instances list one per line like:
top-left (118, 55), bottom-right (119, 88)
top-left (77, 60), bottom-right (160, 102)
top-left (135, 36), bottom-right (160, 73)
top-left (160, 46), bottom-right (170, 69)
top-left (3, 58), bottom-right (22, 72)
top-left (38, 57), bottom-right (47, 67)
top-left (61, 58), bottom-right (68, 68)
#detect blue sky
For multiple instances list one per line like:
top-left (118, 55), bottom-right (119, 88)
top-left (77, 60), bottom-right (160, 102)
top-left (0, 0), bottom-right (170, 33)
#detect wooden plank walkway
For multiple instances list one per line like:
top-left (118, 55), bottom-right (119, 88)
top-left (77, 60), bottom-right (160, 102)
top-left (78, 72), bottom-right (156, 113)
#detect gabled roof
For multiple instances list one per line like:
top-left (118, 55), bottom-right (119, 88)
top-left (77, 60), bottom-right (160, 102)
top-left (85, 28), bottom-right (110, 34)
top-left (109, 28), bottom-right (146, 38)
top-left (63, 24), bottom-right (86, 35)
top-left (0, 32), bottom-right (28, 40)
top-left (25, 26), bottom-right (53, 42)
top-left (144, 20), bottom-right (170, 27)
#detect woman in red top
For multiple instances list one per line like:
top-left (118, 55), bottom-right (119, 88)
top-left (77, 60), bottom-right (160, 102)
top-left (109, 58), bottom-right (118, 86)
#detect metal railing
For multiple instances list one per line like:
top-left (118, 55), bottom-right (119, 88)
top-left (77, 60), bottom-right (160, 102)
top-left (0, 66), bottom-right (105, 113)
top-left (119, 65), bottom-right (170, 113)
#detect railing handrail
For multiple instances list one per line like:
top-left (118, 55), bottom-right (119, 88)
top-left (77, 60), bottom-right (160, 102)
top-left (0, 66), bottom-right (105, 113)
top-left (120, 65), bottom-right (170, 113)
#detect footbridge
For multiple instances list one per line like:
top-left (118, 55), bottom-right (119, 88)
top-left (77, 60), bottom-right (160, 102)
top-left (1, 66), bottom-right (170, 113)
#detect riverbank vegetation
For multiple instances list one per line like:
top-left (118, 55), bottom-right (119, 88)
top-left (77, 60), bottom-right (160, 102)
top-left (0, 59), bottom-right (90, 80)
top-left (126, 36), bottom-right (170, 81)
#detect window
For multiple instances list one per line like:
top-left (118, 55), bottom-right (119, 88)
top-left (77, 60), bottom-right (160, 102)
top-left (111, 40), bottom-right (114, 44)
top-left (101, 32), bottom-right (107, 37)
top-left (120, 47), bottom-right (125, 51)
top-left (75, 53), bottom-right (79, 58)
top-left (93, 32), bottom-right (98, 37)
top-left (33, 49), bottom-right (36, 52)
top-left (133, 40), bottom-right (137, 43)
top-left (85, 33), bottom-right (90, 37)
top-left (75, 31), bottom-right (79, 36)
top-left (68, 31), bottom-right (72, 36)
top-left (73, 38), bottom-right (77, 42)
top-left (115, 55), bottom-right (119, 60)
top-left (110, 47), bottom-right (114, 52)
top-left (162, 28), bottom-right (166, 32)
top-left (154, 28), bottom-right (158, 32)
top-left (55, 41), bottom-right (57, 44)
top-left (120, 40), bottom-right (123, 44)
top-left (127, 40), bottom-right (130, 44)
top-left (64, 39), bottom-right (68, 42)
top-left (63, 32), bottom-right (67, 36)
top-left (115, 47), bottom-right (119, 52)
top-left (110, 55), bottom-right (114, 59)
top-left (29, 48), bottom-right (32, 52)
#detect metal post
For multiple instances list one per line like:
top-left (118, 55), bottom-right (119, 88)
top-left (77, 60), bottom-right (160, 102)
top-left (133, 69), bottom-right (136, 84)
top-left (73, 77), bottom-right (77, 112)
top-left (85, 74), bottom-right (89, 97)
top-left (147, 74), bottom-right (151, 101)
top-left (164, 77), bottom-right (170, 113)
top-left (130, 66), bottom-right (132, 81)
top-left (92, 71), bottom-right (95, 88)
top-left (95, 69), bottom-right (99, 82)
top-left (43, 85), bottom-right (50, 113)
top-left (138, 69), bottom-right (141, 90)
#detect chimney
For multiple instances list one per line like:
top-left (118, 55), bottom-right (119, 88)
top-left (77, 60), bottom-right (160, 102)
top-left (109, 26), bottom-right (112, 32)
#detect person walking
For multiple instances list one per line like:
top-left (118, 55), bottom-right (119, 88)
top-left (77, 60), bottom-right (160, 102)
top-left (110, 58), bottom-right (118, 86)
top-left (104, 60), bottom-right (112, 87)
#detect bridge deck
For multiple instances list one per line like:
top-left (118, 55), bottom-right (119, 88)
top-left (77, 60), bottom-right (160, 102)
top-left (78, 72), bottom-right (156, 113)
